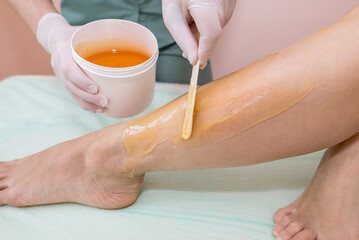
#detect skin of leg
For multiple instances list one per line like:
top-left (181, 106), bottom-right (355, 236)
top-left (133, 6), bottom-right (359, 173)
top-left (1, 7), bottom-right (359, 208)
top-left (273, 133), bottom-right (359, 240)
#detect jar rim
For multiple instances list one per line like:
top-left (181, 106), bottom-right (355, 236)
top-left (71, 19), bottom-right (159, 77)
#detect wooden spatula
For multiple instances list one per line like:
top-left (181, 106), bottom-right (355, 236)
top-left (182, 61), bottom-right (200, 140)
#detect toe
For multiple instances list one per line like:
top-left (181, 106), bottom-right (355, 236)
top-left (273, 214), bottom-right (296, 236)
top-left (274, 206), bottom-right (296, 222)
top-left (0, 189), bottom-right (8, 206)
top-left (0, 167), bottom-right (9, 173)
top-left (0, 164), bottom-right (8, 171)
top-left (0, 176), bottom-right (9, 192)
top-left (276, 221), bottom-right (305, 240)
top-left (0, 171), bottom-right (9, 179)
top-left (292, 229), bottom-right (316, 240)
top-left (0, 161), bottom-right (17, 170)
top-left (0, 161), bottom-right (10, 166)
top-left (0, 160), bottom-right (19, 166)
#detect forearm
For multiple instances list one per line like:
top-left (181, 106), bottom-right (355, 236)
top-left (5, 0), bottom-right (58, 33)
top-left (123, 7), bottom-right (359, 174)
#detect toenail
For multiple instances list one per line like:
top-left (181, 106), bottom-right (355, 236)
top-left (273, 230), bottom-right (278, 236)
top-left (276, 237), bottom-right (282, 240)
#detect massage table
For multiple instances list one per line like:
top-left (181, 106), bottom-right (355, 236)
top-left (0, 76), bottom-right (323, 239)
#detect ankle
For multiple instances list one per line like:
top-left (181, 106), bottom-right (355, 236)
top-left (86, 123), bottom-right (147, 178)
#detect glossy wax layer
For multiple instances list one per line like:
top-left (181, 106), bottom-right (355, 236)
top-left (122, 52), bottom-right (316, 161)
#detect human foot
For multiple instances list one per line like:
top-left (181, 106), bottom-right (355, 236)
top-left (0, 124), bottom-right (144, 209)
top-left (273, 134), bottom-right (359, 240)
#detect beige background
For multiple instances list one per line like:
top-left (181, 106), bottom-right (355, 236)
top-left (0, 0), bottom-right (358, 80)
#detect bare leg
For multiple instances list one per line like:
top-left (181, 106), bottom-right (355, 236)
top-left (273, 133), bottom-right (359, 240)
top-left (0, 7), bottom-right (359, 209)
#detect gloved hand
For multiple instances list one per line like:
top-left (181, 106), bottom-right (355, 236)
top-left (37, 13), bottom-right (108, 113)
top-left (162, 0), bottom-right (236, 69)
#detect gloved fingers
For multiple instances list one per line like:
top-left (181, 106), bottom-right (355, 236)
top-left (190, 5), bottom-right (222, 69)
top-left (50, 46), bottom-right (108, 112)
top-left (67, 89), bottom-right (106, 113)
top-left (53, 64), bottom-right (107, 111)
top-left (55, 48), bottom-right (99, 94)
top-left (189, 21), bottom-right (199, 39)
top-left (163, 1), bottom-right (198, 64)
top-left (63, 78), bottom-right (108, 109)
top-left (187, 0), bottom-right (237, 26)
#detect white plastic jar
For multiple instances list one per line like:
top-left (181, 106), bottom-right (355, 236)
top-left (71, 19), bottom-right (159, 118)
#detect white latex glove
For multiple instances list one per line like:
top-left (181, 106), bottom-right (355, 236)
top-left (37, 13), bottom-right (108, 113)
top-left (162, 0), bottom-right (236, 69)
